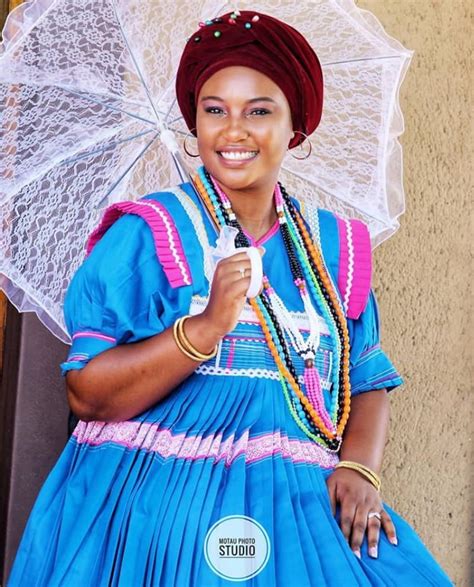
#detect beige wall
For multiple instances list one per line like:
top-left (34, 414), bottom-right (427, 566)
top-left (356, 1), bottom-right (472, 585)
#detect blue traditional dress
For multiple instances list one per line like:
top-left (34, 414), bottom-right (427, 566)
top-left (7, 182), bottom-right (452, 586)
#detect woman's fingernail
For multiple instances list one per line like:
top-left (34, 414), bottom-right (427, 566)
top-left (369, 546), bottom-right (378, 558)
top-left (353, 549), bottom-right (361, 559)
top-left (390, 536), bottom-right (398, 546)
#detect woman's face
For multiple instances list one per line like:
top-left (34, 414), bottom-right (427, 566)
top-left (196, 66), bottom-right (294, 194)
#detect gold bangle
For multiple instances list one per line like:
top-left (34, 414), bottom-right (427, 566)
top-left (178, 315), bottom-right (218, 360)
top-left (336, 463), bottom-right (380, 492)
top-left (338, 462), bottom-right (381, 492)
top-left (173, 317), bottom-right (205, 362)
top-left (172, 316), bottom-right (218, 362)
top-left (335, 460), bottom-right (381, 492)
top-left (172, 317), bottom-right (195, 361)
top-left (339, 460), bottom-right (380, 480)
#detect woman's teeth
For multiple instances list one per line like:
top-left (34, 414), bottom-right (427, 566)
top-left (219, 151), bottom-right (258, 160)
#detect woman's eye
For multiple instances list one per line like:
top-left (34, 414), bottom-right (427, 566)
top-left (249, 108), bottom-right (270, 116)
top-left (204, 107), bottom-right (271, 116)
top-left (205, 107), bottom-right (225, 114)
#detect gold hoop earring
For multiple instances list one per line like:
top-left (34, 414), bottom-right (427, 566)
top-left (183, 128), bottom-right (200, 158)
top-left (288, 131), bottom-right (312, 160)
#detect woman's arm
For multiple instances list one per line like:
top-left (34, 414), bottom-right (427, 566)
top-left (339, 388), bottom-right (390, 472)
top-left (66, 313), bottom-right (222, 422)
top-left (326, 389), bottom-right (398, 558)
top-left (67, 249), bottom-right (261, 423)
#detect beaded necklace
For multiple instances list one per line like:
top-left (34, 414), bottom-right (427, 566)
top-left (193, 166), bottom-right (351, 452)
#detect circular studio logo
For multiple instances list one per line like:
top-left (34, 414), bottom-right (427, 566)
top-left (204, 515), bottom-right (271, 581)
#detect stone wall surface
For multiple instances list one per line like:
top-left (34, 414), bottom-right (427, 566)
top-left (356, 1), bottom-right (472, 585)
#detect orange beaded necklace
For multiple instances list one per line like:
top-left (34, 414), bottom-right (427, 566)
top-left (193, 168), bottom-right (352, 451)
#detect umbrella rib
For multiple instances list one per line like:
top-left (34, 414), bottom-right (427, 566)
top-left (57, 87), bottom-right (157, 127)
top-left (95, 134), bottom-right (159, 209)
top-left (282, 167), bottom-right (389, 225)
top-left (61, 128), bottom-right (157, 166)
top-left (109, 0), bottom-right (163, 130)
top-left (1, 124), bottom-right (154, 203)
top-left (321, 54), bottom-right (403, 67)
top-left (160, 1), bottom-right (229, 124)
top-left (164, 96), bottom-right (177, 124)
top-left (1, 76), bottom-right (159, 126)
top-left (0, 270), bottom-right (69, 344)
top-left (2, 73), bottom-right (154, 113)
top-left (167, 114), bottom-right (186, 127)
top-left (0, 0), bottom-right (58, 59)
top-left (11, 76), bottom-right (165, 126)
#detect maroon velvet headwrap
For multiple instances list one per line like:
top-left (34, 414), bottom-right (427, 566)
top-left (176, 11), bottom-right (324, 149)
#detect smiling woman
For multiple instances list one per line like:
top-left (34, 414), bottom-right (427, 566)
top-left (196, 66), bottom-right (293, 239)
top-left (6, 9), bottom-right (453, 587)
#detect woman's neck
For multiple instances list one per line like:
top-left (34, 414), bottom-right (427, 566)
top-left (213, 176), bottom-right (279, 241)
top-left (231, 193), bottom-right (278, 241)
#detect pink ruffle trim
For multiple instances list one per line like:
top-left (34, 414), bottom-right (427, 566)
top-left (85, 200), bottom-right (192, 288)
top-left (336, 216), bottom-right (372, 319)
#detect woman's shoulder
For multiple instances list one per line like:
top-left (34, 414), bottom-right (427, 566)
top-left (289, 196), bottom-right (372, 320)
top-left (86, 186), bottom-right (188, 253)
top-left (81, 183), bottom-right (203, 291)
top-left (288, 196), bottom-right (341, 259)
top-left (139, 182), bottom-right (197, 215)
top-left (289, 195), bottom-right (351, 231)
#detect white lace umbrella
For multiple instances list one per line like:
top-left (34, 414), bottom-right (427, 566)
top-left (0, 0), bottom-right (413, 343)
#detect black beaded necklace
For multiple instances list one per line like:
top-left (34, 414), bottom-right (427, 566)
top-left (199, 167), bottom-right (349, 451)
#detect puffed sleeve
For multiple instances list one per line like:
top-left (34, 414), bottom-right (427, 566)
top-left (59, 213), bottom-right (172, 377)
top-left (347, 289), bottom-right (404, 395)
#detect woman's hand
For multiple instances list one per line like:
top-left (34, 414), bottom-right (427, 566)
top-left (326, 467), bottom-right (398, 559)
top-left (202, 248), bottom-right (264, 337)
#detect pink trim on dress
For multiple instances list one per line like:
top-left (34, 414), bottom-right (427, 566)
top-left (226, 338), bottom-right (237, 369)
top-left (86, 199), bottom-right (192, 289)
top-left (72, 331), bottom-right (116, 342)
top-left (242, 218), bottom-right (280, 247)
top-left (72, 420), bottom-right (339, 469)
top-left (336, 216), bottom-right (372, 319)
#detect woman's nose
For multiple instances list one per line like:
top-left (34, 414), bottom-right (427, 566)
top-left (222, 116), bottom-right (249, 141)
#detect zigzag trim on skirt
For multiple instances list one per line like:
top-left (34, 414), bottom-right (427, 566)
top-left (72, 420), bottom-right (339, 469)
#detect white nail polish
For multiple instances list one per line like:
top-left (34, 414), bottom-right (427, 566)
top-left (390, 536), bottom-right (398, 546)
top-left (369, 546), bottom-right (378, 558)
top-left (353, 549), bottom-right (361, 559)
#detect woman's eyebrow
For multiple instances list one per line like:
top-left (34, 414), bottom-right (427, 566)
top-left (247, 97), bottom-right (276, 104)
top-left (199, 95), bottom-right (277, 104)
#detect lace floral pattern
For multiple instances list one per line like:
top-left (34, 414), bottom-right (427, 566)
top-left (0, 0), bottom-right (413, 342)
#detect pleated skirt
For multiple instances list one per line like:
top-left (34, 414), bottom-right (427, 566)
top-left (7, 373), bottom-right (452, 586)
